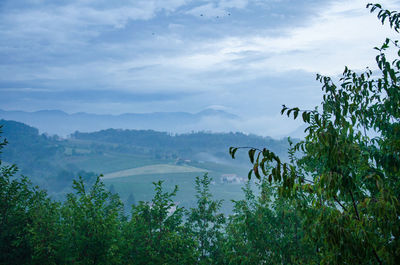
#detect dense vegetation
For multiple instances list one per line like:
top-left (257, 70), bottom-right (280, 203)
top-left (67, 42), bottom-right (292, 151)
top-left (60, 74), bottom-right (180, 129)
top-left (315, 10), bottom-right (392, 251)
top-left (230, 3), bottom-right (400, 264)
top-left (1, 3), bottom-right (399, 265)
top-left (0, 158), bottom-right (316, 264)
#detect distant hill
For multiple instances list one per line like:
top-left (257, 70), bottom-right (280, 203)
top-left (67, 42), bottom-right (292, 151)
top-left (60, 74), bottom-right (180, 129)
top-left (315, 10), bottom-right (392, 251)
top-left (0, 108), bottom-right (239, 137)
top-left (0, 119), bottom-right (292, 206)
top-left (71, 129), bottom-right (289, 159)
top-left (0, 119), bottom-right (63, 167)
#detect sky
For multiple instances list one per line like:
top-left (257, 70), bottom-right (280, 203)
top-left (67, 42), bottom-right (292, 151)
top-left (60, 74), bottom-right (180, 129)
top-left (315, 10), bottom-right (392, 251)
top-left (0, 0), bottom-right (399, 137)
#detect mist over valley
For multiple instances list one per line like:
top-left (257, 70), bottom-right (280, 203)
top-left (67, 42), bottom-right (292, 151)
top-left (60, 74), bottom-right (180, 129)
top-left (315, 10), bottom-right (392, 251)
top-left (0, 118), bottom-right (292, 213)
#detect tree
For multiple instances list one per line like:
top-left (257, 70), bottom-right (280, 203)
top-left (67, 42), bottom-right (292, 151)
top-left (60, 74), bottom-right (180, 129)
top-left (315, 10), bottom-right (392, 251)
top-left (0, 126), bottom-right (61, 265)
top-left (223, 180), bottom-right (318, 264)
top-left (230, 3), bottom-right (400, 264)
top-left (60, 176), bottom-right (125, 265)
top-left (123, 181), bottom-right (197, 264)
top-left (0, 165), bottom-right (34, 265)
top-left (27, 191), bottom-right (62, 265)
top-left (186, 174), bottom-right (225, 264)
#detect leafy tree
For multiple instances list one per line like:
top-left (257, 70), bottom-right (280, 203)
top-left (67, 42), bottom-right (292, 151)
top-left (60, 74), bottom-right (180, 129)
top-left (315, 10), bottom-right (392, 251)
top-left (230, 3), bottom-right (400, 264)
top-left (27, 192), bottom-right (62, 265)
top-left (0, 165), bottom-right (34, 265)
top-left (187, 174), bottom-right (225, 264)
top-left (123, 181), bottom-right (197, 264)
top-left (223, 180), bottom-right (318, 264)
top-left (0, 127), bottom-right (61, 265)
top-left (59, 176), bottom-right (125, 265)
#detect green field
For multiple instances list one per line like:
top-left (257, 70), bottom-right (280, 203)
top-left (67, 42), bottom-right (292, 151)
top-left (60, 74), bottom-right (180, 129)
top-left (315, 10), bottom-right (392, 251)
top-left (103, 164), bottom-right (208, 179)
top-left (103, 171), bottom-right (253, 215)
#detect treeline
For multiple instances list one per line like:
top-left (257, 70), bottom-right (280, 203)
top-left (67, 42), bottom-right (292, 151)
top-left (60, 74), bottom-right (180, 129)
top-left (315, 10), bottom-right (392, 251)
top-left (0, 120), bottom-right (65, 177)
top-left (71, 129), bottom-right (291, 159)
top-left (0, 164), bottom-right (318, 265)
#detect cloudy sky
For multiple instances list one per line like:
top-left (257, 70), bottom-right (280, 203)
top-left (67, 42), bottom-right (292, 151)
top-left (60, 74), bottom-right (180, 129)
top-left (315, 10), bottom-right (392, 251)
top-left (1, 0), bottom-right (399, 136)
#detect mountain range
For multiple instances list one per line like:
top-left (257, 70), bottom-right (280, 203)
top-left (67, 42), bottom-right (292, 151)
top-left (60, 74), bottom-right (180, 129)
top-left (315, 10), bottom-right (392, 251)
top-left (0, 108), bottom-right (239, 137)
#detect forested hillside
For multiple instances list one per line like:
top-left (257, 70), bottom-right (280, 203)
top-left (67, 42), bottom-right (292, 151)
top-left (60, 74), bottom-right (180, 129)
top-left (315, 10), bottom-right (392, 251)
top-left (71, 129), bottom-right (289, 163)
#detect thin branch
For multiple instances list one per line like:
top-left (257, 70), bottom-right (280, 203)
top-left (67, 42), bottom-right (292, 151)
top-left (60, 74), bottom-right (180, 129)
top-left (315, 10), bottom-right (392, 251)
top-left (333, 195), bottom-right (348, 212)
top-left (234, 146), bottom-right (263, 152)
top-left (372, 250), bottom-right (383, 265)
top-left (349, 190), bottom-right (360, 221)
top-left (303, 178), bottom-right (314, 184)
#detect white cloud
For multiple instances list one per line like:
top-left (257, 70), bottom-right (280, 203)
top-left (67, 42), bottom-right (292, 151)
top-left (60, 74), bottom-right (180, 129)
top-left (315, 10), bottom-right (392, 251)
top-left (5, 0), bottom-right (398, 90)
top-left (184, 0), bottom-right (400, 76)
top-left (255, 0), bottom-right (398, 74)
top-left (0, 0), bottom-right (190, 43)
top-left (89, 0), bottom-right (399, 95)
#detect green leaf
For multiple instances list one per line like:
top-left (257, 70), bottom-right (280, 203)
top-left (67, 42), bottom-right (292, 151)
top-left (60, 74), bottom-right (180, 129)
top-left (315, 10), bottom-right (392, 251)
top-left (281, 105), bottom-right (287, 115)
top-left (294, 109), bottom-right (299, 120)
top-left (248, 169), bottom-right (253, 180)
top-left (248, 149), bottom-right (256, 164)
top-left (302, 111), bottom-right (308, 122)
top-left (253, 164), bottom-right (261, 180)
top-left (229, 147), bottom-right (238, 159)
top-left (260, 158), bottom-right (268, 176)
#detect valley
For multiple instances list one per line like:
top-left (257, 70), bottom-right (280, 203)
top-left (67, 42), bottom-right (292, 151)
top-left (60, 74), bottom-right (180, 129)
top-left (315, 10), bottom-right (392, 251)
top-left (0, 119), bottom-right (291, 213)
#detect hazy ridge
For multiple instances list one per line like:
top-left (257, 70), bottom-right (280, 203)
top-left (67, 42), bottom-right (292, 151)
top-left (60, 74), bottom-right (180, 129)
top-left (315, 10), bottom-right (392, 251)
top-left (0, 108), bottom-right (239, 137)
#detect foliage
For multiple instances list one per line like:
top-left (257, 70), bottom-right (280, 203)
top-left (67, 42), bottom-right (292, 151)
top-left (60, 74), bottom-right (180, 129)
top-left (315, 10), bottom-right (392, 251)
top-left (187, 174), bottom-right (225, 264)
top-left (26, 190), bottom-right (62, 265)
top-left (123, 181), bottom-right (197, 264)
top-left (0, 166), bottom-right (34, 265)
top-left (231, 3), bottom-right (400, 264)
top-left (59, 176), bottom-right (124, 265)
top-left (223, 180), bottom-right (318, 264)
top-left (0, 126), bottom-right (61, 265)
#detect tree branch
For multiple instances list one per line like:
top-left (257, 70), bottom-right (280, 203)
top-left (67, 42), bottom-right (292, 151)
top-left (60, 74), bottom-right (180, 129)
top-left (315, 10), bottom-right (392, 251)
top-left (349, 189), bottom-right (360, 221)
top-left (333, 195), bottom-right (348, 212)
